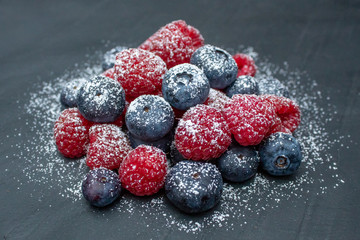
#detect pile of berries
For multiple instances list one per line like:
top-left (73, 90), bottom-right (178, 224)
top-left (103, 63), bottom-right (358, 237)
top-left (54, 20), bottom-right (302, 213)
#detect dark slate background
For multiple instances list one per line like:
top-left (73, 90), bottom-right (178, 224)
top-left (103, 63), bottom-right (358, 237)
top-left (1, 1), bottom-right (359, 239)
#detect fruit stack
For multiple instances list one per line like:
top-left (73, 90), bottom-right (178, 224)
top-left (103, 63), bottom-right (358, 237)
top-left (54, 20), bottom-right (302, 213)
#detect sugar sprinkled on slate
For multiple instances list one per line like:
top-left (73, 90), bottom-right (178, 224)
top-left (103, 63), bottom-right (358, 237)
top-left (6, 46), bottom-right (347, 233)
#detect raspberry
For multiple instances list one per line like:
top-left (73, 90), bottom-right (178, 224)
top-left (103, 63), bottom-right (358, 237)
top-left (222, 94), bottom-right (276, 146)
top-left (175, 105), bottom-right (231, 161)
top-left (54, 108), bottom-right (92, 158)
top-left (139, 20), bottom-right (204, 68)
top-left (204, 88), bottom-right (230, 112)
top-left (262, 95), bottom-right (301, 135)
top-left (233, 53), bottom-right (257, 77)
top-left (86, 124), bottom-right (132, 170)
top-left (102, 46), bottom-right (127, 71)
top-left (114, 48), bottom-right (167, 98)
top-left (119, 145), bottom-right (168, 196)
top-left (102, 68), bottom-right (115, 79)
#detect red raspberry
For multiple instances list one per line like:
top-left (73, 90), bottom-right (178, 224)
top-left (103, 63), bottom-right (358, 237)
top-left (204, 88), bottom-right (230, 112)
top-left (119, 145), bottom-right (168, 196)
top-left (233, 53), bottom-right (257, 77)
top-left (139, 20), bottom-right (204, 68)
top-left (54, 108), bottom-right (92, 158)
top-left (175, 105), bottom-right (231, 161)
top-left (222, 94), bottom-right (276, 146)
top-left (114, 48), bottom-right (167, 98)
top-left (102, 68), bottom-right (115, 79)
top-left (262, 95), bottom-right (301, 135)
top-left (86, 124), bottom-right (132, 170)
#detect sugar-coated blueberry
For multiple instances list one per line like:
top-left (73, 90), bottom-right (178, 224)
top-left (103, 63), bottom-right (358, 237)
top-left (126, 95), bottom-right (174, 141)
top-left (77, 75), bottom-right (125, 123)
top-left (60, 77), bottom-right (88, 108)
top-left (162, 63), bottom-right (210, 110)
top-left (257, 76), bottom-right (290, 98)
top-left (259, 132), bottom-right (302, 176)
top-left (165, 161), bottom-right (223, 213)
top-left (190, 45), bottom-right (238, 89)
top-left (82, 168), bottom-right (122, 207)
top-left (226, 75), bottom-right (259, 98)
top-left (217, 142), bottom-right (259, 182)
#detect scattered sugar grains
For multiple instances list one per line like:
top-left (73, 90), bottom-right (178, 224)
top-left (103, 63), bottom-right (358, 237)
top-left (11, 45), bottom-right (346, 233)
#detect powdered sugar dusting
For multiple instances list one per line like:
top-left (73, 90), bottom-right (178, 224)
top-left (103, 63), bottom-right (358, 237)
top-left (10, 45), bottom-right (346, 234)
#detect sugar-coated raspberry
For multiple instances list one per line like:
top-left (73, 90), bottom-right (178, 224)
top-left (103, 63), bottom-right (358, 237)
top-left (175, 105), bottom-right (232, 161)
top-left (222, 94), bottom-right (276, 146)
top-left (54, 108), bottom-right (92, 158)
top-left (262, 95), bottom-right (301, 135)
top-left (233, 53), bottom-right (257, 77)
top-left (86, 124), bottom-right (132, 170)
top-left (119, 145), bottom-right (168, 196)
top-left (139, 20), bottom-right (204, 68)
top-left (102, 46), bottom-right (127, 71)
top-left (204, 88), bottom-right (230, 112)
top-left (102, 68), bottom-right (115, 79)
top-left (114, 48), bottom-right (167, 98)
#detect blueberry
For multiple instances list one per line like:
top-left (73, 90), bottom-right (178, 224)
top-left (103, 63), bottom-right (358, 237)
top-left (226, 75), bottom-right (259, 98)
top-left (190, 44), bottom-right (238, 89)
top-left (217, 142), bottom-right (259, 182)
top-left (128, 131), bottom-right (173, 153)
top-left (259, 132), bottom-right (302, 176)
top-left (257, 76), bottom-right (290, 98)
top-left (102, 46), bottom-right (127, 71)
top-left (60, 77), bottom-right (88, 108)
top-left (162, 63), bottom-right (210, 110)
top-left (169, 142), bottom-right (189, 166)
top-left (126, 95), bottom-right (174, 141)
top-left (77, 75), bottom-right (125, 123)
top-left (82, 168), bottom-right (122, 207)
top-left (165, 161), bottom-right (223, 213)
